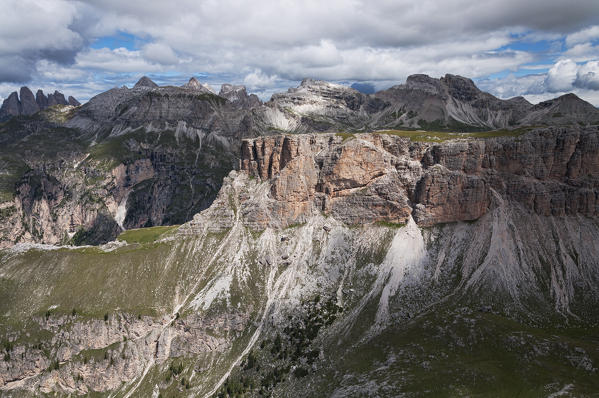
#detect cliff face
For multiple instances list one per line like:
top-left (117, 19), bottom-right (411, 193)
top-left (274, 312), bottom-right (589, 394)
top-left (234, 127), bottom-right (599, 228)
top-left (2, 75), bottom-right (598, 248)
top-left (0, 111), bottom-right (234, 247)
top-left (0, 87), bottom-right (79, 120)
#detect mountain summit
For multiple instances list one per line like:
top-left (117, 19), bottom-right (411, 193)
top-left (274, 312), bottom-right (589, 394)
top-left (182, 77), bottom-right (214, 93)
top-left (133, 76), bottom-right (159, 88)
top-left (0, 87), bottom-right (79, 120)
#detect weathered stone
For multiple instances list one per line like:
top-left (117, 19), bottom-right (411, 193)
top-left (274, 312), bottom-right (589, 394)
top-left (19, 87), bottom-right (39, 115)
top-left (234, 127), bottom-right (599, 229)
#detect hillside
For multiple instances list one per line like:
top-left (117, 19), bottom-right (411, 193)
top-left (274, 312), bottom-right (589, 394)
top-left (2, 126), bottom-right (599, 396)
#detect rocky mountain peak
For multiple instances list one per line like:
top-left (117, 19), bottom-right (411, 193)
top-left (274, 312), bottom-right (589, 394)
top-left (300, 77), bottom-right (317, 87)
top-left (183, 77), bottom-right (214, 93)
top-left (0, 87), bottom-right (78, 120)
top-left (133, 76), bottom-right (159, 89)
top-left (47, 90), bottom-right (67, 107)
top-left (35, 89), bottom-right (48, 109)
top-left (404, 74), bottom-right (445, 94)
top-left (218, 84), bottom-right (261, 107)
top-left (19, 87), bottom-right (39, 115)
top-left (441, 73), bottom-right (482, 101)
top-left (506, 96), bottom-right (532, 106)
top-left (298, 78), bottom-right (345, 90)
top-left (1, 91), bottom-right (21, 117)
top-left (68, 96), bottom-right (81, 106)
top-left (219, 83), bottom-right (246, 96)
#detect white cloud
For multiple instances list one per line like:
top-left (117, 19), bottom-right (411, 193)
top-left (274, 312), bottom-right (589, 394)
top-left (2, 0), bottom-right (599, 103)
top-left (142, 42), bottom-right (179, 66)
top-left (575, 60), bottom-right (599, 90)
top-left (561, 42), bottom-right (599, 62)
top-left (75, 47), bottom-right (165, 74)
top-left (480, 58), bottom-right (599, 106)
top-left (34, 60), bottom-right (88, 82)
top-left (243, 70), bottom-right (279, 89)
top-left (566, 25), bottom-right (599, 47)
top-left (545, 59), bottom-right (579, 92)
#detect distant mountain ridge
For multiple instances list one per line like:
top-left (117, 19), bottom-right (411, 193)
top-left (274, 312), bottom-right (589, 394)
top-left (0, 87), bottom-right (79, 121)
top-left (1, 73), bottom-right (598, 248)
top-left (3, 74), bottom-right (598, 130)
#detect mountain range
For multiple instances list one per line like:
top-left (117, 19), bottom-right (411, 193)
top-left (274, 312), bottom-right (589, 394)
top-left (1, 74), bottom-right (599, 397)
top-left (1, 74), bottom-right (598, 248)
top-left (0, 87), bottom-right (79, 121)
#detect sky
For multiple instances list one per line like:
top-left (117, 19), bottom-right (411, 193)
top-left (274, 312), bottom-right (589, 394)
top-left (1, 0), bottom-right (599, 105)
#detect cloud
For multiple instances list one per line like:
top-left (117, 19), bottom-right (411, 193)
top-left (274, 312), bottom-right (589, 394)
top-left (2, 0), bottom-right (599, 102)
top-left (479, 58), bottom-right (599, 106)
top-left (566, 25), bottom-right (599, 46)
top-left (243, 70), bottom-right (279, 89)
top-left (575, 60), bottom-right (599, 90)
top-left (142, 42), bottom-right (179, 66)
top-left (75, 47), bottom-right (166, 74)
top-left (545, 59), bottom-right (579, 92)
top-left (0, 0), bottom-right (84, 82)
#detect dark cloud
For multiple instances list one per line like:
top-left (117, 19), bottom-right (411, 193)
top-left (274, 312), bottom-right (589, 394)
top-left (0, 55), bottom-right (35, 82)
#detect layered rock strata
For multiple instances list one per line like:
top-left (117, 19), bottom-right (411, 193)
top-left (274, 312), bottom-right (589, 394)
top-left (198, 126), bottom-right (599, 230)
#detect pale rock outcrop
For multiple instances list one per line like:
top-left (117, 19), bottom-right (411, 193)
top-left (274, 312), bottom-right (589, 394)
top-left (183, 77), bottom-right (214, 93)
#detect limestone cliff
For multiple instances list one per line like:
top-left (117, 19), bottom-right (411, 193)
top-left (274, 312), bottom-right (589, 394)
top-left (223, 127), bottom-right (599, 229)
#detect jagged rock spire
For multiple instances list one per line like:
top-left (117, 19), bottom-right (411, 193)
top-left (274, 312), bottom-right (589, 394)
top-left (134, 76), bottom-right (158, 88)
top-left (183, 77), bottom-right (214, 93)
top-left (0, 87), bottom-right (78, 120)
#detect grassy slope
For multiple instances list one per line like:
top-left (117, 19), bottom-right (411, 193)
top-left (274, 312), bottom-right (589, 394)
top-left (0, 238), bottom-right (197, 322)
top-left (305, 306), bottom-right (599, 397)
top-left (117, 225), bottom-right (180, 244)
top-left (337, 127), bottom-right (534, 143)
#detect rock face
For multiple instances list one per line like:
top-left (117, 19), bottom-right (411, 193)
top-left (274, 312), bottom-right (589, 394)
top-left (68, 96), bottom-right (81, 107)
top-left (1, 92), bottom-right (21, 117)
top-left (219, 84), bottom-right (262, 108)
top-left (257, 74), bottom-right (599, 133)
top-left (372, 74), bottom-right (533, 129)
top-left (1, 74), bottom-right (598, 247)
top-left (257, 78), bottom-right (384, 133)
top-left (19, 87), bottom-right (39, 115)
top-left (0, 118), bottom-right (234, 247)
top-left (47, 90), bottom-right (67, 107)
top-left (36, 89), bottom-right (48, 109)
top-left (133, 76), bottom-right (159, 88)
top-left (182, 77), bottom-right (214, 93)
top-left (228, 127), bottom-right (599, 229)
top-left (520, 93), bottom-right (599, 126)
top-left (0, 87), bottom-right (78, 120)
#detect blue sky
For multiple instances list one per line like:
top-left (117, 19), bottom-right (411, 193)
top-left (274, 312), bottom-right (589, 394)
top-left (1, 0), bottom-right (599, 104)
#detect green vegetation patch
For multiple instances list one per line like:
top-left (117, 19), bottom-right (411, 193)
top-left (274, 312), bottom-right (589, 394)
top-left (117, 225), bottom-right (180, 244)
top-left (376, 127), bottom-right (532, 142)
top-left (375, 220), bottom-right (407, 229)
top-left (335, 132), bottom-right (355, 142)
